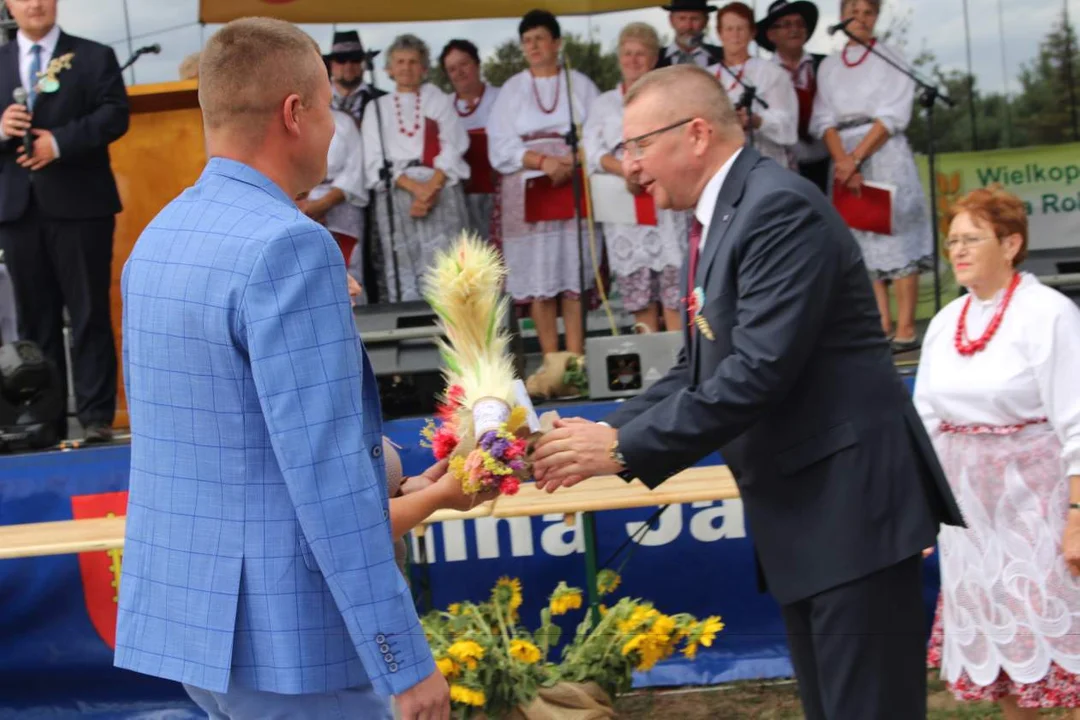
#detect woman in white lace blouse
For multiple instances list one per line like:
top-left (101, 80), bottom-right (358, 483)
top-left (583, 22), bottom-right (688, 333)
top-left (916, 186), bottom-right (1080, 717)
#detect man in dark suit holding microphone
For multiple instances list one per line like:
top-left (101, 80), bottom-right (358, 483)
top-left (532, 65), bottom-right (964, 719)
top-left (0, 0), bottom-right (129, 442)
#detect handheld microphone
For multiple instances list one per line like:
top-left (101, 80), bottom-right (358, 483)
top-left (686, 32), bottom-right (705, 49)
top-left (827, 18), bottom-right (855, 35)
top-left (11, 88), bottom-right (32, 158)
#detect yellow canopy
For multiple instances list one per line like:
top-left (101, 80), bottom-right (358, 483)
top-left (199, 0), bottom-right (659, 24)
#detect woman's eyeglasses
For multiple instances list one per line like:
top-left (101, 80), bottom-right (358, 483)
top-left (943, 235), bottom-right (996, 251)
top-left (613, 118), bottom-right (693, 159)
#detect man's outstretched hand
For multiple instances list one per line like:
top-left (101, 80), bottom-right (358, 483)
top-left (531, 418), bottom-right (623, 493)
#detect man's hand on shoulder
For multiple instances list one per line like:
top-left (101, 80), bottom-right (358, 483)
top-left (17, 129), bottom-right (58, 170)
top-left (395, 668), bottom-right (450, 720)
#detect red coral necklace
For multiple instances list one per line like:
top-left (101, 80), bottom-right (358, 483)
top-left (954, 272), bottom-right (1021, 356)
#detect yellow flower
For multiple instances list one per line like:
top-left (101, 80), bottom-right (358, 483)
top-left (436, 656), bottom-right (459, 679)
top-left (620, 612), bottom-right (678, 671)
top-left (509, 639), bottom-right (542, 664)
top-left (619, 605), bottom-right (659, 633)
top-left (698, 616), bottom-right (725, 647)
top-left (596, 569), bottom-right (621, 597)
top-left (446, 640), bottom-right (485, 670)
top-left (492, 577), bottom-right (523, 615)
top-left (599, 604), bottom-right (608, 616)
top-left (449, 684), bottom-right (486, 707)
top-left (681, 615), bottom-right (725, 660)
top-left (507, 405), bottom-right (527, 433)
top-left (447, 603), bottom-right (462, 616)
top-left (549, 582), bottom-right (584, 616)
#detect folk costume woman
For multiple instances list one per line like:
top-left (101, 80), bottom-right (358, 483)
top-left (809, 0), bottom-right (931, 351)
top-left (361, 34), bottom-right (470, 302)
top-left (917, 187), bottom-right (1080, 717)
top-left (441, 39), bottom-right (500, 241)
top-left (706, 2), bottom-right (798, 168)
top-left (486, 10), bottom-right (600, 399)
top-left (299, 108), bottom-right (367, 272)
top-left (583, 23), bottom-right (687, 333)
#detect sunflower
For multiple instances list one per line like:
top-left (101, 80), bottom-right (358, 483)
top-left (682, 615), bottom-right (725, 660)
top-left (596, 569), bottom-right (621, 597)
top-left (548, 581), bottom-right (584, 616)
top-left (436, 656), bottom-right (460, 679)
top-left (446, 639), bottom-right (485, 670)
top-left (508, 638), bottom-right (542, 664)
top-left (449, 684), bottom-right (486, 707)
top-left (492, 576), bottom-right (523, 616)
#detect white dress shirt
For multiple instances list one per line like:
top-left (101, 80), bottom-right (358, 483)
top-left (694, 147), bottom-right (743, 250)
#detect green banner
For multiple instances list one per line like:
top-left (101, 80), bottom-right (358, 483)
top-left (916, 142), bottom-right (1080, 253)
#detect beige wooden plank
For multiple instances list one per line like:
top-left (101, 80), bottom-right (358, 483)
top-left (0, 516), bottom-right (126, 559)
top-left (0, 466), bottom-right (740, 559)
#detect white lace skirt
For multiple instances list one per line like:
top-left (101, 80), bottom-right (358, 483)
top-left (837, 127), bottom-right (933, 280)
top-left (936, 424), bottom-right (1080, 686)
top-left (499, 138), bottom-right (599, 301)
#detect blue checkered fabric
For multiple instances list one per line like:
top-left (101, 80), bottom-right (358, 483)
top-left (115, 158), bottom-right (434, 697)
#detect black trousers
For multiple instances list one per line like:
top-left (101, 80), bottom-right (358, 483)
top-left (0, 201), bottom-right (117, 434)
top-left (781, 555), bottom-right (927, 720)
top-left (799, 157), bottom-right (831, 196)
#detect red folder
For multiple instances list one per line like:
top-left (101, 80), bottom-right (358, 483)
top-left (832, 181), bottom-right (894, 235)
top-left (633, 190), bottom-right (658, 226)
top-left (524, 169), bottom-right (588, 223)
top-left (421, 118), bottom-right (440, 168)
top-left (463, 129), bottom-right (496, 195)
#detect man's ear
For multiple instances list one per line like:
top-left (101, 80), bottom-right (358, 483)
top-left (281, 93), bottom-right (303, 136)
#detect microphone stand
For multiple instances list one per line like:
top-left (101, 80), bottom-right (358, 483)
top-left (714, 59), bottom-right (768, 148)
top-left (561, 57), bottom-right (589, 356)
top-left (839, 29), bottom-right (955, 312)
top-left (366, 60), bottom-right (403, 303)
top-left (119, 49), bottom-right (147, 72)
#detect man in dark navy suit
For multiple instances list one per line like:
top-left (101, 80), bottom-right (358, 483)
top-left (533, 65), bottom-right (964, 719)
top-left (0, 0), bottom-right (129, 441)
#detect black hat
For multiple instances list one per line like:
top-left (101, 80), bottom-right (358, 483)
top-left (660, 0), bottom-right (717, 13)
top-left (755, 0), bottom-right (819, 52)
top-left (325, 30), bottom-right (366, 62)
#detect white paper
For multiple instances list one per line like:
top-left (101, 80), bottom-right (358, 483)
top-left (512, 379), bottom-right (543, 433)
top-left (589, 173), bottom-right (638, 225)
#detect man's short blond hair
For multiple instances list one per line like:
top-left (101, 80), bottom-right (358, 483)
top-left (199, 17), bottom-right (322, 132)
top-left (624, 64), bottom-right (739, 133)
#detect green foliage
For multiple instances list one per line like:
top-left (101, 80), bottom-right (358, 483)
top-left (481, 33), bottom-right (621, 92)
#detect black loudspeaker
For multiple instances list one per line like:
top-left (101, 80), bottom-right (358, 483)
top-left (353, 300), bottom-right (525, 420)
top-left (0, 341), bottom-right (64, 452)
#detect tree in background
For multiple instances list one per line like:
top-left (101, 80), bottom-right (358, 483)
top-left (1011, 8), bottom-right (1080, 145)
top-left (481, 34), bottom-right (621, 91)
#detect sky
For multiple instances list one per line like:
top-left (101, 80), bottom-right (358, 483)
top-left (40, 0), bottom-right (1079, 99)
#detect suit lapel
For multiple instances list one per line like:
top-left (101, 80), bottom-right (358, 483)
top-left (689, 147), bottom-right (760, 380)
top-left (28, 32), bottom-right (76, 112)
top-left (3, 41), bottom-right (19, 96)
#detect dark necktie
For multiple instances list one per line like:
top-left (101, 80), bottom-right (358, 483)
top-left (28, 44), bottom-right (42, 109)
top-left (688, 217), bottom-right (703, 285)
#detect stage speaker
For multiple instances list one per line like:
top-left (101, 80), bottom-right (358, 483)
top-left (354, 301), bottom-right (525, 418)
top-left (585, 331), bottom-right (682, 400)
top-left (0, 341), bottom-right (64, 452)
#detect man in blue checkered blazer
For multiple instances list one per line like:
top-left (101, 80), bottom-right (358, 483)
top-left (115, 19), bottom-right (453, 719)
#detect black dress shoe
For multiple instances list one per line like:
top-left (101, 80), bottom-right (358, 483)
top-left (83, 423), bottom-right (115, 443)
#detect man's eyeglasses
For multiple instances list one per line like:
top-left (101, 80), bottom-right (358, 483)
top-left (614, 118), bottom-right (693, 159)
